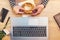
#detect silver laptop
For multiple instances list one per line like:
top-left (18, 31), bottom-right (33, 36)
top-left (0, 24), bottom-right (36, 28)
top-left (10, 17), bottom-right (48, 40)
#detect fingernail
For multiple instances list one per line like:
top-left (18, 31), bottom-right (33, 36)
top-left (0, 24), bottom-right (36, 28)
top-left (32, 9), bottom-right (37, 13)
top-left (19, 9), bottom-right (24, 12)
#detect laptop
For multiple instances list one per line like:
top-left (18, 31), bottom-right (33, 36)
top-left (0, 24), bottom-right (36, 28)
top-left (10, 17), bottom-right (48, 40)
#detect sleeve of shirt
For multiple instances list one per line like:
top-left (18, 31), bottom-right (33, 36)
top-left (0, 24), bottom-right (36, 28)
top-left (9, 0), bottom-right (16, 7)
top-left (41, 0), bottom-right (49, 8)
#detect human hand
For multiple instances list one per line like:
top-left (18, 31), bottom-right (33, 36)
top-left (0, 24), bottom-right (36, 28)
top-left (31, 4), bottom-right (44, 16)
top-left (13, 6), bottom-right (25, 15)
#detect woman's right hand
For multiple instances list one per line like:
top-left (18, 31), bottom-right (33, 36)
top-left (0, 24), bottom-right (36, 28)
top-left (13, 6), bottom-right (25, 15)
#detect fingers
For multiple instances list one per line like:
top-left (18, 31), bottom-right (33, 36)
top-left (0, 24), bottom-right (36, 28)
top-left (31, 8), bottom-right (42, 16)
top-left (13, 6), bottom-right (25, 15)
top-left (19, 7), bottom-right (25, 11)
top-left (18, 8), bottom-right (24, 14)
top-left (13, 5), bottom-right (44, 16)
top-left (31, 5), bottom-right (44, 16)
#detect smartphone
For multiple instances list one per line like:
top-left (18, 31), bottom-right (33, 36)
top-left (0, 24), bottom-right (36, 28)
top-left (0, 8), bottom-right (9, 22)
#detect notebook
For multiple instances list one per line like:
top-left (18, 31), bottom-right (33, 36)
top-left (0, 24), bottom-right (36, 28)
top-left (54, 13), bottom-right (60, 28)
top-left (10, 17), bottom-right (48, 40)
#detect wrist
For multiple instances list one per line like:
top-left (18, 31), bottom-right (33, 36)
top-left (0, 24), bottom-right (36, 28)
top-left (37, 4), bottom-right (44, 9)
top-left (40, 4), bottom-right (44, 9)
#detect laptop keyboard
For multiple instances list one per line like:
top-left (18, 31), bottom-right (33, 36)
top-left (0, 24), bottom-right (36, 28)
top-left (13, 26), bottom-right (47, 37)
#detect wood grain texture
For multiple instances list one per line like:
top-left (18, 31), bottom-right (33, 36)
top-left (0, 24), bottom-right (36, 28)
top-left (0, 0), bottom-right (60, 40)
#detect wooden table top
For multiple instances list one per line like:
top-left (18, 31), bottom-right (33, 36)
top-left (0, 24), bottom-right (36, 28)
top-left (0, 0), bottom-right (60, 40)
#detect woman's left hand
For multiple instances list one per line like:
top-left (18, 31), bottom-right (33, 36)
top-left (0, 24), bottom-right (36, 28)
top-left (31, 4), bottom-right (44, 16)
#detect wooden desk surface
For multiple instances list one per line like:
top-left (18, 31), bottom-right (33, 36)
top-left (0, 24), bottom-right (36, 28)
top-left (0, 0), bottom-right (60, 40)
